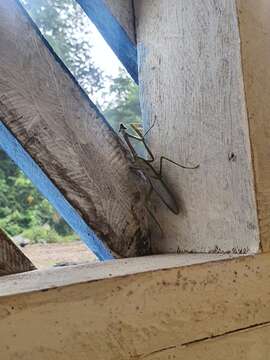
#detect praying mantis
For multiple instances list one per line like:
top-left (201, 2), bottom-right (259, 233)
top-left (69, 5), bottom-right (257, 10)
top-left (119, 122), bottom-right (199, 220)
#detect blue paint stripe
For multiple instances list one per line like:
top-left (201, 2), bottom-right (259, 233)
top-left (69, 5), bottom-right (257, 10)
top-left (0, 122), bottom-right (114, 261)
top-left (76, 0), bottom-right (138, 84)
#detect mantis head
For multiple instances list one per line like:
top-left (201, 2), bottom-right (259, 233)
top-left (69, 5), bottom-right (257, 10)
top-left (119, 123), bottom-right (127, 133)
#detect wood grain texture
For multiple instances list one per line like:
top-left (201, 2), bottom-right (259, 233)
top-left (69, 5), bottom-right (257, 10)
top-left (0, 0), bottom-right (150, 258)
top-left (0, 228), bottom-right (35, 276)
top-left (135, 0), bottom-right (259, 254)
top-left (236, 0), bottom-right (270, 252)
top-left (0, 253), bottom-right (270, 359)
top-left (105, 0), bottom-right (136, 43)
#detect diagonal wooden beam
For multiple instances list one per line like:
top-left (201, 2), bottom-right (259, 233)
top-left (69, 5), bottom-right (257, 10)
top-left (76, 0), bottom-right (138, 83)
top-left (0, 0), bottom-right (150, 259)
top-left (0, 228), bottom-right (35, 276)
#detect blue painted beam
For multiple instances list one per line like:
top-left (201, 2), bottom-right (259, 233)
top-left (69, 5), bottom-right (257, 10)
top-left (76, 0), bottom-right (138, 84)
top-left (0, 122), bottom-right (114, 261)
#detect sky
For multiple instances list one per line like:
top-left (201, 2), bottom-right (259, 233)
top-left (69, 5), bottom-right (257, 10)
top-left (22, 0), bottom-right (131, 107)
top-left (84, 19), bottom-right (126, 106)
top-left (87, 20), bottom-right (121, 79)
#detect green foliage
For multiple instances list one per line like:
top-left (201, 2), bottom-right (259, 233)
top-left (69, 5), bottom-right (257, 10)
top-left (104, 70), bottom-right (142, 131)
top-left (0, 150), bottom-right (76, 241)
top-left (22, 226), bottom-right (78, 244)
top-left (104, 70), bottom-right (143, 155)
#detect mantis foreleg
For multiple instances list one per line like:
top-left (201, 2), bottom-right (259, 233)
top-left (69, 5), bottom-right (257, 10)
top-left (158, 156), bottom-right (199, 177)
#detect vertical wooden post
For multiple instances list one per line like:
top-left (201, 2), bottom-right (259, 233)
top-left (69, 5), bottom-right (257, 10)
top-left (135, 0), bottom-right (261, 254)
top-left (236, 0), bottom-right (270, 252)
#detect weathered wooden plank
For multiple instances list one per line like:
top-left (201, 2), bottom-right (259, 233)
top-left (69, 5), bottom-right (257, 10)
top-left (0, 228), bottom-right (35, 276)
top-left (135, 0), bottom-right (259, 254)
top-left (236, 0), bottom-right (270, 252)
top-left (0, 253), bottom-right (270, 359)
top-left (0, 253), bottom-right (234, 296)
top-left (76, 0), bottom-right (138, 83)
top-left (0, 0), bottom-right (150, 258)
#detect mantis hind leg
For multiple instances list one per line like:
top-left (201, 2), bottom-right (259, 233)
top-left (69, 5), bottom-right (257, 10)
top-left (145, 205), bottom-right (164, 240)
top-left (145, 181), bottom-right (164, 238)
